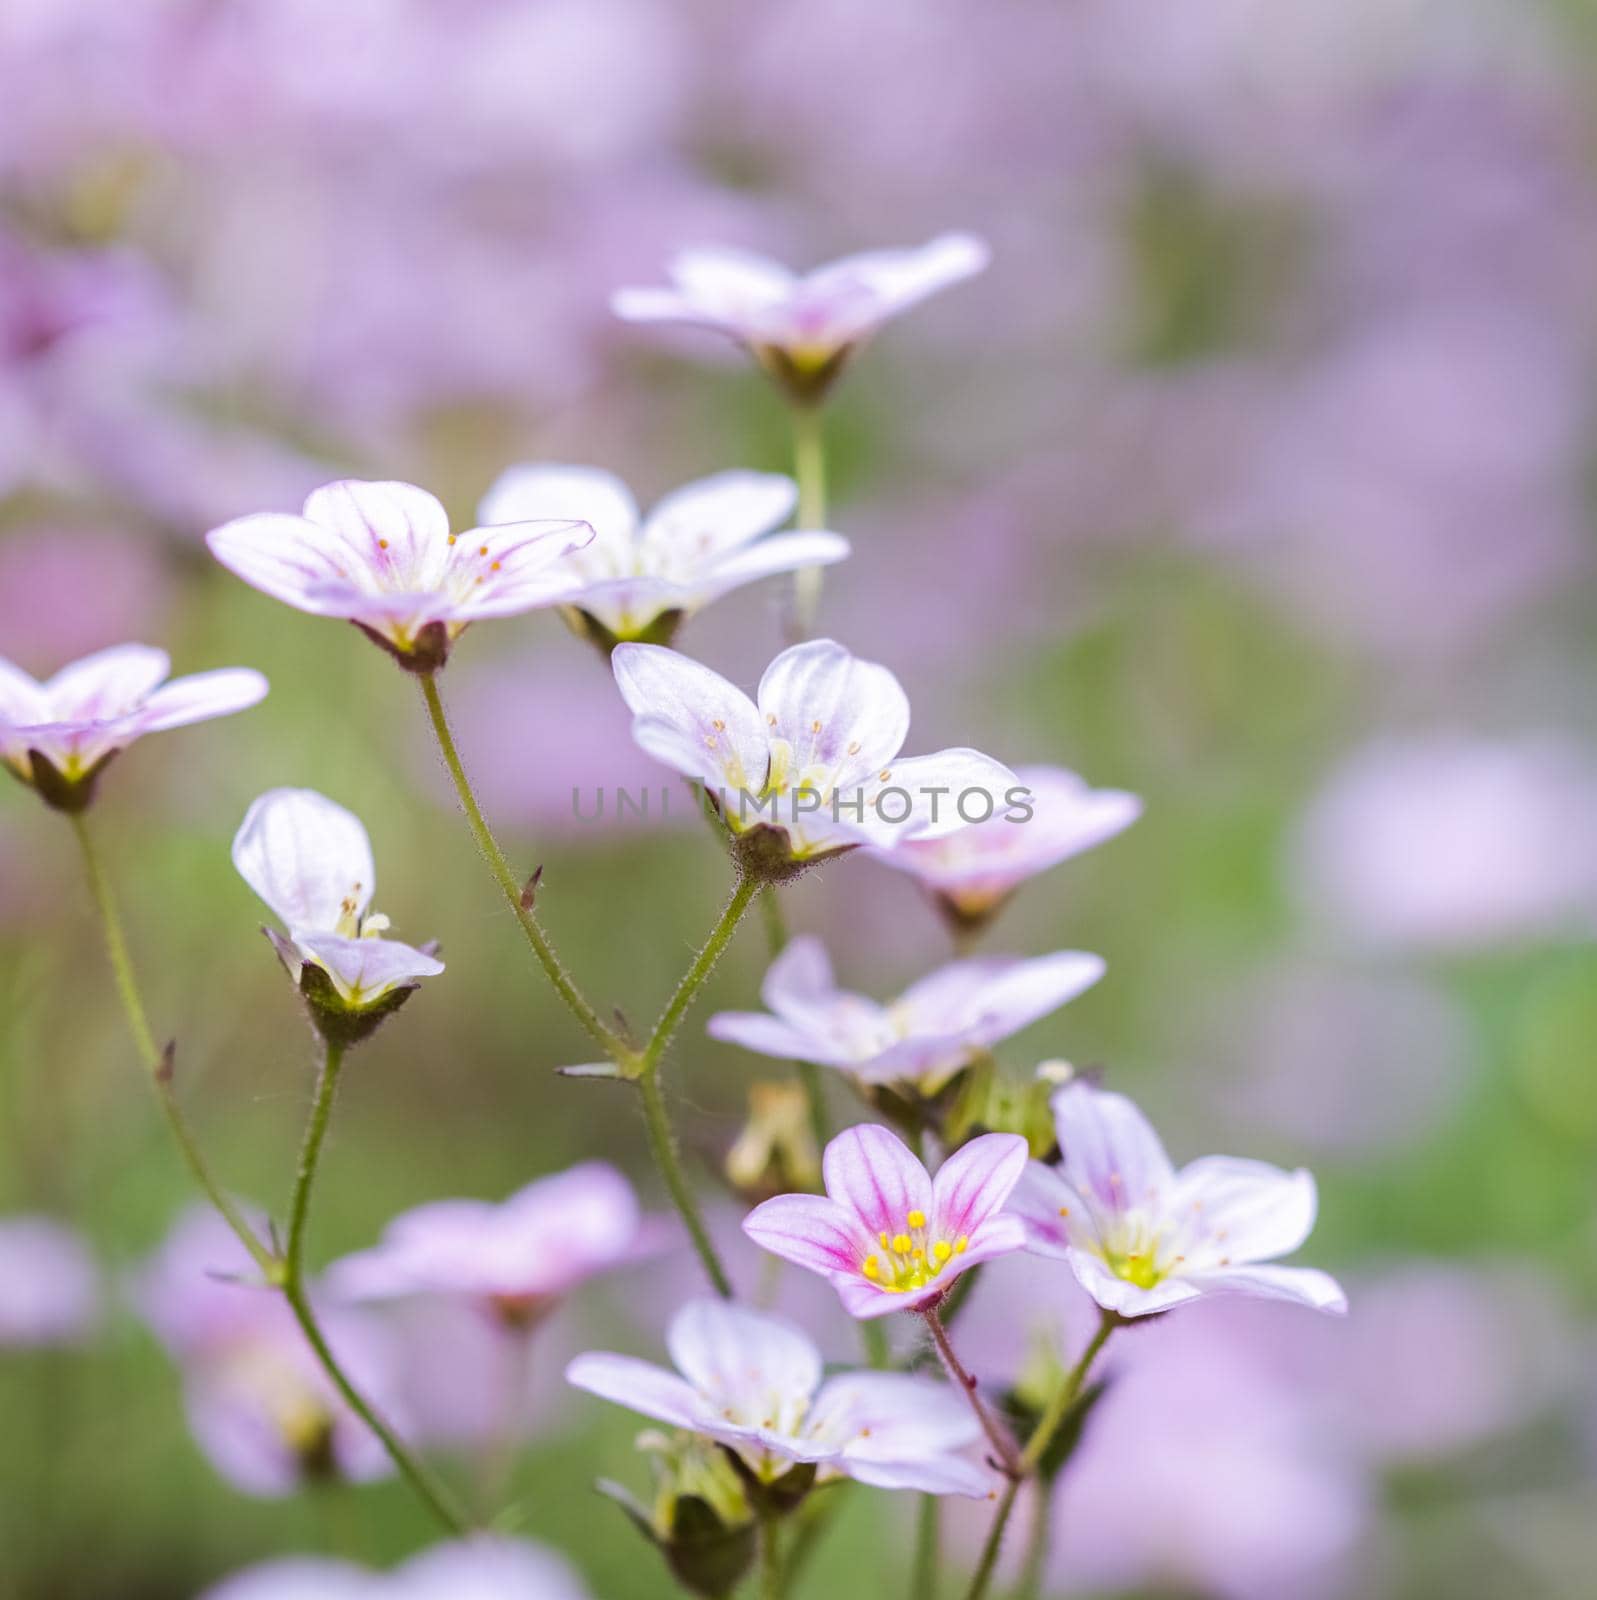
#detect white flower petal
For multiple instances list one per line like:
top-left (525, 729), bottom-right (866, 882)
top-left (46, 643), bottom-right (170, 720)
top-left (640, 471), bottom-right (796, 566)
top-left (137, 668), bottom-right (269, 733)
top-left (302, 479), bottom-right (451, 574)
top-left (666, 1300), bottom-right (822, 1419)
top-left (757, 639), bottom-right (909, 788)
top-left (565, 1352), bottom-right (707, 1433)
top-left (294, 933), bottom-right (444, 1005)
top-left (1168, 1158), bottom-right (1319, 1270)
top-left (207, 511), bottom-right (365, 617)
top-left (443, 519), bottom-right (595, 621)
top-left (1051, 1082), bottom-right (1177, 1216)
top-left (232, 788), bottom-right (376, 935)
top-left (612, 643), bottom-right (768, 794)
top-left (476, 464), bottom-right (639, 551)
top-left (1181, 1263), bottom-right (1348, 1314)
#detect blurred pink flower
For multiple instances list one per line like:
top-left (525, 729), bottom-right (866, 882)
top-left (1012, 1080), bottom-right (1345, 1317)
top-left (744, 1123), bottom-right (1027, 1318)
top-left (0, 530), bottom-right (169, 671)
top-left (0, 643), bottom-right (267, 808)
top-left (232, 787), bottom-right (444, 1008)
top-left (1291, 735), bottom-right (1597, 950)
top-left (132, 1208), bottom-right (405, 1497)
top-left (867, 764), bottom-right (1141, 925)
top-left (200, 1536), bottom-right (590, 1599)
top-left (708, 936), bottom-right (1104, 1092)
top-left (207, 480), bottom-right (593, 670)
top-left (477, 464), bottom-right (845, 645)
top-left (329, 1163), bottom-right (658, 1327)
top-left (0, 1216), bottom-right (99, 1346)
top-left (568, 1297), bottom-right (995, 1496)
top-left (614, 233), bottom-right (989, 399)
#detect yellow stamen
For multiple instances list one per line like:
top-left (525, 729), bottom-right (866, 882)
top-left (906, 1209), bottom-right (926, 1229)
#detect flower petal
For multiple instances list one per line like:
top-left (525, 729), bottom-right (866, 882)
top-left (697, 531), bottom-right (851, 601)
top-left (1181, 1263), bottom-right (1348, 1314)
top-left (1051, 1082), bottom-right (1176, 1217)
top-left (859, 749), bottom-right (1019, 845)
top-left (302, 479), bottom-right (450, 571)
top-left (0, 656), bottom-right (48, 730)
top-left (741, 1193), bottom-right (866, 1277)
top-left (137, 668), bottom-right (269, 733)
top-left (806, 233), bottom-right (991, 327)
top-left (232, 788), bottom-right (376, 935)
top-left (207, 511), bottom-right (363, 616)
top-left (612, 643), bottom-right (768, 794)
top-left (476, 463), bottom-right (639, 551)
top-left (931, 1133), bottom-right (1029, 1241)
top-left (1008, 1161), bottom-right (1101, 1260)
top-left (46, 643), bottom-right (170, 720)
top-left (667, 1299), bottom-right (821, 1416)
top-left (640, 471), bottom-right (796, 565)
top-left (898, 951), bottom-right (1106, 1049)
top-left (395, 1538), bottom-right (591, 1600)
top-left (822, 1123), bottom-right (934, 1238)
top-left (845, 1453), bottom-right (997, 1497)
top-left (706, 1011), bottom-right (832, 1063)
top-left (294, 934), bottom-right (444, 1005)
top-left (443, 518), bottom-right (595, 621)
top-left (1068, 1252), bottom-right (1203, 1318)
top-left (757, 639), bottom-right (909, 787)
top-left (1168, 1158), bottom-right (1320, 1270)
top-left (814, 1370), bottom-right (981, 1458)
top-left (565, 1352), bottom-right (706, 1432)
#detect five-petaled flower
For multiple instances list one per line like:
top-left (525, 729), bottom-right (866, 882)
top-left (742, 1123), bottom-right (1028, 1319)
top-left (613, 234), bottom-right (990, 405)
top-left (870, 764), bottom-right (1142, 932)
top-left (0, 644), bottom-right (267, 811)
top-left (709, 936), bottom-right (1106, 1095)
top-left (206, 479), bottom-right (594, 671)
top-left (329, 1163), bottom-right (658, 1330)
top-left (232, 787), bottom-right (444, 1022)
top-left (567, 1298), bottom-right (996, 1496)
top-left (1010, 1081), bottom-right (1347, 1318)
top-left (612, 638), bottom-right (1015, 873)
top-left (477, 465), bottom-right (848, 648)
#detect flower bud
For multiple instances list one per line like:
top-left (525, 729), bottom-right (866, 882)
top-left (598, 1431), bottom-right (755, 1600)
top-left (725, 1082), bottom-right (821, 1204)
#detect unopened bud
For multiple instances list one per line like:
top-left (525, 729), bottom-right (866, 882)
top-left (725, 1083), bottom-right (820, 1202)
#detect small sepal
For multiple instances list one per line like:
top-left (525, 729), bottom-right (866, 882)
top-left (754, 346), bottom-right (852, 408)
top-left (562, 604), bottom-right (686, 654)
top-left (729, 824), bottom-right (852, 886)
top-left (723, 1451), bottom-right (817, 1515)
top-left (297, 962), bottom-right (417, 1048)
top-left (351, 618), bottom-right (452, 674)
top-left (24, 748), bottom-right (119, 813)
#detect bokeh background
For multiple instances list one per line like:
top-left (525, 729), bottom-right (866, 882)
top-left (3, 1), bottom-right (1597, 1596)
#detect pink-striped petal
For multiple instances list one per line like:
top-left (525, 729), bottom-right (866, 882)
top-left (822, 1124), bottom-right (934, 1239)
top-left (932, 1132), bottom-right (1029, 1241)
top-left (741, 1193), bottom-right (865, 1277)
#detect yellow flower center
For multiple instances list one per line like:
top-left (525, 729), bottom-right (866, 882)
top-left (858, 1209), bottom-right (967, 1294)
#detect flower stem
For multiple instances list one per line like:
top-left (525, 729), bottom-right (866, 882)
top-left (912, 1494), bottom-right (940, 1600)
top-left (632, 873), bottom-right (760, 1299)
top-left (418, 671), bottom-right (617, 1055)
top-left (922, 1302), bottom-right (1020, 1479)
top-left (759, 1506), bottom-right (785, 1600)
top-left (69, 812), bottom-right (274, 1274)
top-left (790, 403), bottom-right (828, 634)
top-left (961, 1312), bottom-right (1117, 1600)
top-left (281, 1040), bottom-right (471, 1536)
top-left (638, 874), bottom-right (759, 1076)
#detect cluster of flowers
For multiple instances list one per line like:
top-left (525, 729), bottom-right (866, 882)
top-left (1, 237), bottom-right (1343, 1599)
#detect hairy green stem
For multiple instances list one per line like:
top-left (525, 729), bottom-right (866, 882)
top-left (963, 1313), bottom-right (1117, 1600)
top-left (637, 1068), bottom-right (733, 1299)
top-left (282, 1041), bottom-right (471, 1535)
top-left (759, 1506), bottom-right (785, 1600)
top-left (419, 671), bottom-right (617, 1054)
top-left (923, 1303), bottom-right (1020, 1479)
top-left (70, 812), bottom-right (273, 1273)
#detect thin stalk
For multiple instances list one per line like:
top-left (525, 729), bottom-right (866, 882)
top-left (638, 875), bottom-right (759, 1075)
top-left (962, 1312), bottom-right (1117, 1600)
top-left (790, 404), bottom-right (828, 633)
top-left (638, 1068), bottom-right (732, 1299)
top-left (281, 1041), bottom-right (471, 1536)
top-left (912, 1494), bottom-right (940, 1600)
top-left (419, 671), bottom-right (616, 1054)
top-left (923, 1303), bottom-right (1020, 1479)
top-left (69, 813), bottom-right (273, 1273)
top-left (759, 1507), bottom-right (785, 1600)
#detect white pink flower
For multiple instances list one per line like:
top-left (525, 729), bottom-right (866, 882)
top-left (1010, 1081), bottom-right (1347, 1319)
top-left (207, 479), bottom-right (593, 669)
top-left (708, 936), bottom-right (1105, 1092)
top-left (0, 643), bottom-right (266, 809)
top-left (232, 787), bottom-right (444, 1009)
top-left (742, 1123), bottom-right (1028, 1319)
top-left (567, 1298), bottom-right (994, 1496)
top-left (329, 1163), bottom-right (657, 1325)
top-left (613, 235), bottom-right (990, 401)
top-left (477, 465), bottom-right (847, 645)
top-left (869, 764), bottom-right (1142, 926)
top-left (612, 638), bottom-right (1016, 864)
